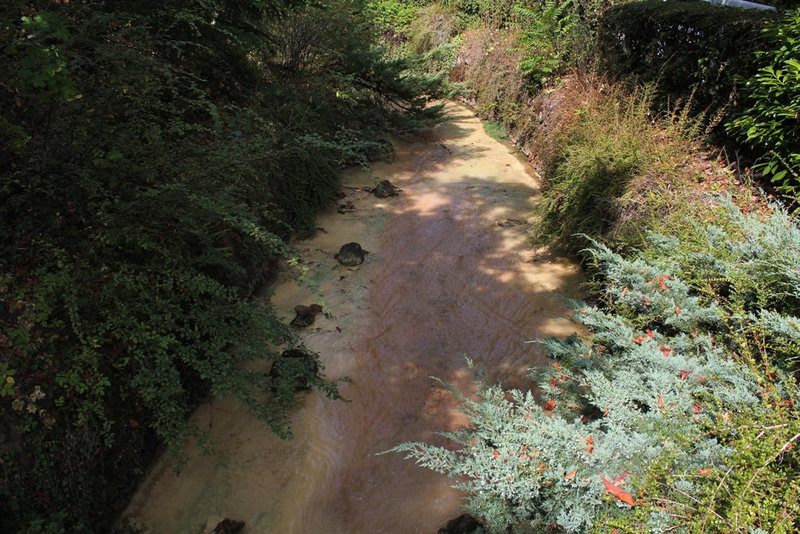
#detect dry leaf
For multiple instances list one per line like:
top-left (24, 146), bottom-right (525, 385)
top-left (565, 469), bottom-right (577, 479)
top-left (586, 435), bottom-right (594, 453)
top-left (658, 395), bottom-right (665, 412)
top-left (599, 474), bottom-right (636, 506)
top-left (544, 400), bottom-right (556, 411)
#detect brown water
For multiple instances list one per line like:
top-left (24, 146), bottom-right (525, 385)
top-left (120, 102), bottom-right (583, 534)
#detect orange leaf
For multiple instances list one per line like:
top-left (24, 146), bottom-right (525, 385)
top-left (621, 287), bottom-right (628, 298)
top-left (493, 449), bottom-right (499, 459)
top-left (675, 306), bottom-right (681, 316)
top-left (614, 472), bottom-right (628, 485)
top-left (698, 468), bottom-right (711, 475)
top-left (603, 406), bottom-right (609, 417)
top-left (646, 329), bottom-right (654, 338)
top-left (586, 434), bottom-right (594, 453)
top-left (632, 336), bottom-right (646, 344)
top-left (693, 405), bottom-right (702, 414)
top-left (567, 403), bottom-right (580, 409)
top-left (129, 419), bottom-right (139, 428)
top-left (599, 474), bottom-right (636, 506)
top-left (565, 469), bottom-right (577, 479)
top-left (660, 346), bottom-right (672, 357)
top-left (544, 400), bottom-right (556, 411)
top-left (658, 395), bottom-right (665, 412)
top-left (538, 463), bottom-right (546, 472)
top-left (679, 370), bottom-right (691, 380)
top-left (643, 295), bottom-right (651, 306)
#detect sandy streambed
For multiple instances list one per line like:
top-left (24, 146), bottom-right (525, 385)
top-left (119, 102), bottom-right (583, 533)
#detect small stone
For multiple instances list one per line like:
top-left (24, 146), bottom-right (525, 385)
top-left (291, 304), bottom-right (324, 328)
top-left (372, 179), bottom-right (399, 198)
top-left (335, 242), bottom-right (367, 266)
top-left (210, 519), bottom-right (245, 534)
top-left (437, 513), bottom-right (484, 534)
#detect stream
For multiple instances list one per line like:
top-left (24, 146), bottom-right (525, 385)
top-left (120, 102), bottom-right (583, 533)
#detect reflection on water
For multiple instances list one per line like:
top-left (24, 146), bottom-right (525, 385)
top-left (119, 102), bottom-right (583, 534)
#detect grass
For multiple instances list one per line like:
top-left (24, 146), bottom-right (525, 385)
top-left (482, 120), bottom-right (508, 142)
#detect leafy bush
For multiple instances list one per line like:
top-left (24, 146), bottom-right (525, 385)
top-left (515, 0), bottom-right (576, 90)
top-left (0, 0), bottom-right (439, 530)
top-left (727, 9), bottom-right (800, 197)
top-left (597, 0), bottom-right (776, 114)
top-left (392, 199), bottom-right (800, 533)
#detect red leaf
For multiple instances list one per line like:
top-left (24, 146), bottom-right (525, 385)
top-left (643, 295), bottom-right (652, 306)
top-left (599, 474), bottom-right (636, 506)
top-left (658, 395), bottom-right (665, 412)
top-left (586, 435), bottom-right (594, 453)
top-left (675, 306), bottom-right (681, 316)
top-left (544, 400), bottom-right (556, 411)
top-left (679, 370), bottom-right (691, 380)
top-left (614, 472), bottom-right (628, 485)
top-left (693, 404), bottom-right (702, 414)
top-left (632, 336), bottom-right (646, 344)
top-left (129, 419), bottom-right (139, 428)
top-left (660, 346), bottom-right (672, 357)
top-left (646, 329), bottom-right (654, 338)
top-left (492, 449), bottom-right (499, 459)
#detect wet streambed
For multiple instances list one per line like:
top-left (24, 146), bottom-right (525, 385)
top-left (120, 102), bottom-right (583, 533)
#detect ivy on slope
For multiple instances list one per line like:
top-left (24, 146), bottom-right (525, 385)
top-left (391, 198), bottom-right (800, 533)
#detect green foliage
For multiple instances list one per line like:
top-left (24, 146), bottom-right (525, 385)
top-left (483, 120), bottom-right (508, 141)
top-left (536, 86), bottom-right (691, 247)
top-left (0, 0), bottom-right (440, 530)
top-left (515, 0), bottom-right (576, 90)
top-left (727, 9), bottom-right (800, 197)
top-left (392, 199), bottom-right (800, 533)
top-left (597, 0), bottom-right (776, 115)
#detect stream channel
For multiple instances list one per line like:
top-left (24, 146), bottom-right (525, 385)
top-left (120, 102), bottom-right (584, 533)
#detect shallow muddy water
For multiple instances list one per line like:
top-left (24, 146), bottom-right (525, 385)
top-left (120, 102), bottom-right (583, 533)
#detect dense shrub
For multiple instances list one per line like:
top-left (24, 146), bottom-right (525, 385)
top-left (535, 85), bottom-right (702, 249)
top-left (597, 0), bottom-right (776, 114)
top-left (392, 200), bottom-right (800, 533)
top-left (0, 0), bottom-right (439, 530)
top-left (727, 9), bottom-right (800, 197)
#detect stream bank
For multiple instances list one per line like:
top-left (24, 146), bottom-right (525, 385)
top-left (119, 101), bottom-right (583, 533)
